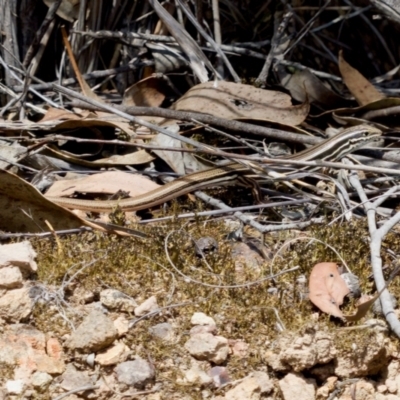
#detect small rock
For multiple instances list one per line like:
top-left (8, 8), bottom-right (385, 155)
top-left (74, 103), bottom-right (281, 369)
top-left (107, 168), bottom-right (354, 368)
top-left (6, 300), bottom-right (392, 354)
top-left (340, 379), bottom-right (375, 399)
top-left (376, 384), bottom-right (388, 393)
top-left (86, 353), bottom-right (95, 367)
top-left (264, 331), bottom-right (335, 372)
top-left (0, 241), bottom-right (37, 272)
top-left (100, 289), bottom-right (137, 312)
top-left (0, 287), bottom-right (33, 322)
top-left (5, 380), bottom-right (25, 395)
top-left (184, 333), bottom-right (229, 364)
top-left (384, 359), bottom-right (400, 395)
top-left (195, 237), bottom-right (218, 255)
top-left (95, 342), bottom-right (130, 366)
top-left (190, 325), bottom-right (217, 336)
top-left (113, 315), bottom-right (129, 336)
top-left (341, 272), bottom-right (361, 297)
top-left (0, 266), bottom-right (23, 289)
top-left (114, 358), bottom-right (155, 388)
top-left (251, 371), bottom-right (273, 394)
top-left (30, 371), bottom-right (53, 392)
top-left (335, 332), bottom-right (388, 377)
top-left (190, 312), bottom-right (216, 327)
top-left (46, 337), bottom-right (63, 360)
top-left (148, 322), bottom-right (175, 342)
top-left (231, 242), bottom-right (264, 273)
top-left (70, 286), bottom-right (95, 304)
top-left (60, 364), bottom-right (93, 391)
top-left (183, 361), bottom-right (212, 386)
top-left (376, 395), bottom-right (400, 400)
top-left (134, 296), bottom-right (159, 317)
top-left (224, 375), bottom-right (262, 400)
top-left (229, 339), bottom-right (249, 358)
top-left (209, 366), bottom-right (230, 387)
top-left (66, 309), bottom-right (118, 352)
top-left (0, 324), bottom-right (65, 377)
top-left (279, 373), bottom-right (316, 400)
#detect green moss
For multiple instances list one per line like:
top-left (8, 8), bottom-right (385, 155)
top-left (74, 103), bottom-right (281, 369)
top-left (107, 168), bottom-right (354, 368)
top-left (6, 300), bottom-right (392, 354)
top-left (28, 213), bottom-right (400, 398)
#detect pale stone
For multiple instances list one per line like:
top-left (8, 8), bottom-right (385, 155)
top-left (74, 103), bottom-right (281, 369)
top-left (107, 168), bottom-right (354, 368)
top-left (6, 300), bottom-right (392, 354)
top-left (264, 330), bottom-right (336, 372)
top-left (209, 366), bottom-right (230, 387)
top-left (385, 360), bottom-right (400, 394)
top-left (0, 287), bottom-right (33, 322)
top-left (184, 333), bottom-right (229, 364)
top-left (190, 312), bottom-right (216, 326)
top-left (375, 395), bottom-right (400, 400)
top-left (183, 361), bottom-right (212, 386)
top-left (46, 338), bottom-right (63, 360)
top-left (5, 380), bottom-right (25, 395)
top-left (66, 309), bottom-right (117, 352)
top-left (0, 266), bottom-right (23, 289)
top-left (60, 364), bottom-right (93, 391)
top-left (338, 379), bottom-right (375, 400)
top-left (134, 295), bottom-right (159, 317)
top-left (229, 339), bottom-right (249, 358)
top-left (0, 324), bottom-right (65, 377)
top-left (279, 373), bottom-right (316, 400)
top-left (0, 241), bottom-right (37, 272)
top-left (114, 358), bottom-right (155, 388)
top-left (224, 377), bottom-right (260, 400)
top-left (100, 289), bottom-right (137, 312)
top-left (190, 325), bottom-right (217, 335)
top-left (149, 322), bottom-right (175, 342)
top-left (95, 342), bottom-right (130, 366)
top-left (31, 371), bottom-right (53, 392)
top-left (113, 315), bottom-right (129, 336)
top-left (251, 371), bottom-right (273, 394)
top-left (377, 384), bottom-right (388, 393)
top-left (335, 333), bottom-right (388, 377)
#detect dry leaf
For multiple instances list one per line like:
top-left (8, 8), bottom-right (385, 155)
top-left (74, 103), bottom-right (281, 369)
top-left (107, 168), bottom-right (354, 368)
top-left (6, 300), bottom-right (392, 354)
top-left (45, 171), bottom-right (160, 198)
top-left (344, 294), bottom-right (379, 322)
top-left (338, 50), bottom-right (385, 106)
top-left (309, 262), bottom-right (350, 319)
top-left (123, 75), bottom-right (168, 107)
top-left (0, 170), bottom-right (145, 237)
top-left (0, 170), bottom-right (96, 233)
top-left (277, 66), bottom-right (346, 108)
top-left (43, 0), bottom-right (79, 22)
top-left (172, 81), bottom-right (309, 126)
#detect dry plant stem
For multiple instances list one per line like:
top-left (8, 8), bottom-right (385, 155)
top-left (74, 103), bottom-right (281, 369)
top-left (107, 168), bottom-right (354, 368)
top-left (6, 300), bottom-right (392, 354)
top-left (35, 138), bottom-right (400, 176)
top-left (139, 199), bottom-right (311, 224)
top-left (72, 100), bottom-right (324, 146)
top-left (343, 0), bottom-right (396, 66)
top-left (0, 55), bottom-right (60, 110)
top-left (284, 0), bottom-right (332, 56)
top-left (0, 227), bottom-right (93, 240)
top-left (311, 5), bottom-right (371, 33)
top-left (348, 164), bottom-right (400, 337)
top-left (53, 84), bottom-right (224, 153)
top-left (148, 0), bottom-right (215, 82)
top-left (54, 89), bottom-right (400, 175)
top-left (19, 20), bottom-right (56, 110)
top-left (211, 0), bottom-right (223, 75)
top-left (52, 385), bottom-right (100, 400)
top-left (0, 0), bottom-right (20, 89)
top-left (194, 190), bottom-right (324, 234)
top-left (256, 10), bottom-right (293, 85)
top-left (175, 0), bottom-right (240, 82)
top-left (12, 61), bottom-right (153, 92)
top-left (22, 0), bottom-right (62, 68)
